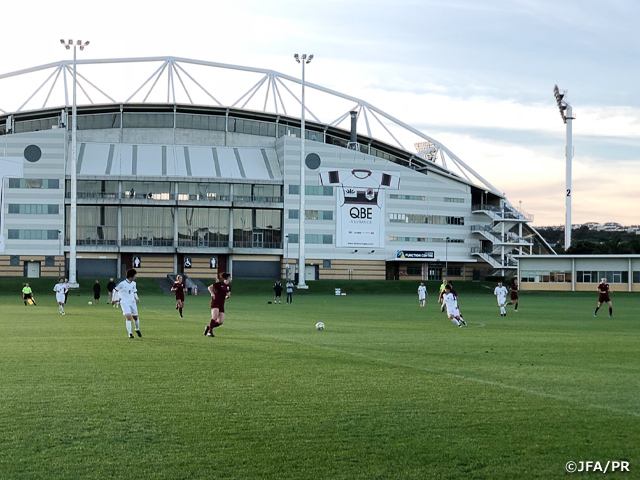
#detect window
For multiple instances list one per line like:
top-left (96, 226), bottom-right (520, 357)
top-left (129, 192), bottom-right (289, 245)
top-left (390, 194), bottom-right (426, 201)
top-left (289, 185), bottom-right (300, 195)
top-left (288, 209), bottom-right (299, 219)
top-left (8, 204), bottom-right (60, 215)
top-left (8, 229), bottom-right (59, 240)
top-left (447, 267), bottom-right (462, 276)
top-left (10, 256), bottom-right (20, 266)
top-left (444, 197), bottom-right (465, 203)
top-left (7, 178), bottom-right (59, 189)
top-left (305, 210), bottom-right (333, 220)
top-left (305, 186), bottom-right (333, 196)
top-left (305, 234), bottom-right (333, 244)
top-left (406, 265), bottom-right (422, 276)
top-left (288, 234), bottom-right (299, 243)
top-left (390, 214), bottom-right (465, 225)
top-left (521, 270), bottom-right (573, 283)
top-left (323, 260), bottom-right (331, 269)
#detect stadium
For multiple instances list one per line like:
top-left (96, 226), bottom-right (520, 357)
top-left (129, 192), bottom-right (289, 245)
top-left (0, 55), bottom-right (555, 284)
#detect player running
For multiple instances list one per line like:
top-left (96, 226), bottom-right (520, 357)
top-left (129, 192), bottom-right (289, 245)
top-left (53, 278), bottom-right (67, 315)
top-left (594, 278), bottom-right (613, 318)
top-left (443, 284), bottom-right (466, 327)
top-left (507, 277), bottom-right (519, 312)
top-left (494, 281), bottom-right (508, 317)
top-left (204, 273), bottom-right (232, 337)
top-left (115, 268), bottom-right (142, 338)
top-left (171, 274), bottom-right (186, 318)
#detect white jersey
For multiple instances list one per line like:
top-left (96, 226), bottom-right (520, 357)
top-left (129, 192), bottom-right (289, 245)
top-left (53, 283), bottom-right (67, 302)
top-left (443, 292), bottom-right (459, 315)
top-left (115, 279), bottom-right (138, 305)
top-left (418, 285), bottom-right (427, 300)
top-left (494, 285), bottom-right (508, 303)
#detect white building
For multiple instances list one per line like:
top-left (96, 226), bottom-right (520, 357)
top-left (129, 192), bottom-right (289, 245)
top-left (0, 57), bottom-right (553, 281)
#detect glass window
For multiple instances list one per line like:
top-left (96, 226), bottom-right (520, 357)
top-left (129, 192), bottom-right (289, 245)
top-left (289, 210), bottom-right (299, 219)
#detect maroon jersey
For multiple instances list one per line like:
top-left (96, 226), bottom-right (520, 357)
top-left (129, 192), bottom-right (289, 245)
top-left (172, 281), bottom-right (186, 300)
top-left (210, 281), bottom-right (231, 312)
top-left (598, 282), bottom-right (611, 302)
top-left (510, 281), bottom-right (519, 300)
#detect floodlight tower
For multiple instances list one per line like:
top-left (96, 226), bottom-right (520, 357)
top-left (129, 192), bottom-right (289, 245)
top-left (61, 39), bottom-right (90, 287)
top-left (553, 84), bottom-right (574, 251)
top-left (294, 53), bottom-right (313, 289)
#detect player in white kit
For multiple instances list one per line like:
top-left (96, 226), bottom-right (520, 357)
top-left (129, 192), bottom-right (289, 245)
top-left (494, 281), bottom-right (509, 317)
top-left (115, 268), bottom-right (142, 338)
top-left (53, 277), bottom-right (67, 315)
top-left (442, 284), bottom-right (466, 327)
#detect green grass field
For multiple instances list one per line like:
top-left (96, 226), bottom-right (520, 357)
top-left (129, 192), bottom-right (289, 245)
top-left (1, 280), bottom-right (638, 479)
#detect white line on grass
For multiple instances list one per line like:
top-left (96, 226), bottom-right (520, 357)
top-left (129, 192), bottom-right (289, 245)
top-left (232, 327), bottom-right (640, 419)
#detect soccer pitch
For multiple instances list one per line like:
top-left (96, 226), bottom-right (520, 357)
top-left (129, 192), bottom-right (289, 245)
top-left (1, 281), bottom-right (638, 479)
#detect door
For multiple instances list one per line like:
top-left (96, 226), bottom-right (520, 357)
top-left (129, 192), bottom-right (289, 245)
top-left (26, 261), bottom-right (41, 278)
top-left (252, 231), bottom-right (263, 248)
top-left (305, 264), bottom-right (317, 281)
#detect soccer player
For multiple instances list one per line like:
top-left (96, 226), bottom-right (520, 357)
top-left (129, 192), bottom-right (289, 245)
top-left (22, 283), bottom-right (36, 306)
top-left (443, 284), bottom-right (466, 327)
top-left (93, 280), bottom-right (101, 304)
top-left (171, 274), bottom-right (186, 317)
top-left (507, 277), bottom-right (519, 312)
top-left (417, 282), bottom-right (427, 307)
top-left (273, 280), bottom-right (283, 304)
top-left (204, 273), bottom-right (232, 337)
top-left (63, 278), bottom-right (70, 304)
top-left (53, 278), bottom-right (67, 315)
top-left (285, 279), bottom-right (294, 304)
top-left (438, 277), bottom-right (448, 312)
top-left (107, 278), bottom-right (116, 305)
top-left (115, 268), bottom-right (142, 338)
top-left (494, 281), bottom-right (508, 317)
top-left (594, 278), bottom-right (613, 318)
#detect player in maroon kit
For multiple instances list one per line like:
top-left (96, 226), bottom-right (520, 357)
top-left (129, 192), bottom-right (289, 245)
top-left (594, 277), bottom-right (613, 318)
top-left (204, 272), bottom-right (232, 337)
top-left (507, 277), bottom-right (519, 312)
top-left (171, 274), bottom-right (186, 318)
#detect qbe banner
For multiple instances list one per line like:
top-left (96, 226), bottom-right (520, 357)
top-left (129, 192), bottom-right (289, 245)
top-left (319, 168), bottom-right (400, 248)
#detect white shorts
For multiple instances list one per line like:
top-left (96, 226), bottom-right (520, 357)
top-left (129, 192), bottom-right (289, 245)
top-left (56, 293), bottom-right (66, 304)
top-left (121, 302), bottom-right (139, 317)
top-left (446, 306), bottom-right (460, 317)
top-left (497, 296), bottom-right (507, 305)
top-left (419, 295), bottom-right (426, 301)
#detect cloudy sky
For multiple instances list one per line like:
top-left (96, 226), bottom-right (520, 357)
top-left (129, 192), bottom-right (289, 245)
top-left (2, 0), bottom-right (639, 227)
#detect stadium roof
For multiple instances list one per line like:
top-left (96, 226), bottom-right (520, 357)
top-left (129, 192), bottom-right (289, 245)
top-left (0, 56), bottom-right (502, 195)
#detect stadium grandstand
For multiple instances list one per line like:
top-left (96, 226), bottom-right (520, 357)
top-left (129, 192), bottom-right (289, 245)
top-left (0, 56), bottom-right (554, 282)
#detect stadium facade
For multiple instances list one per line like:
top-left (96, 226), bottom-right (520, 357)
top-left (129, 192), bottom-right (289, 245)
top-left (0, 57), bottom-right (555, 282)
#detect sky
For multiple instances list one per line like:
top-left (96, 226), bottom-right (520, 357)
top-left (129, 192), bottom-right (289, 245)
top-left (2, 0), bottom-right (640, 227)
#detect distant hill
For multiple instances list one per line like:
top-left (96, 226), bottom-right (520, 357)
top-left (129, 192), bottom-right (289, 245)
top-left (536, 226), bottom-right (640, 254)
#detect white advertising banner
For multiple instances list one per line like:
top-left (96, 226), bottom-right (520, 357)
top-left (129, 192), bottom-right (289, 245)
top-left (319, 168), bottom-right (400, 249)
top-left (0, 157), bottom-right (24, 253)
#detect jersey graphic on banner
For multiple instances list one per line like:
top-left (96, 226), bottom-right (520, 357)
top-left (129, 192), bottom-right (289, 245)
top-left (319, 168), bottom-right (400, 249)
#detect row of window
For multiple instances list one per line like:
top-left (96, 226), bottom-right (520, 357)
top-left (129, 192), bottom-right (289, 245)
top-left (8, 204), bottom-right (60, 215)
top-left (8, 178), bottom-right (60, 189)
top-left (388, 237), bottom-right (465, 243)
top-left (288, 210), bottom-right (334, 220)
top-left (520, 270), bottom-right (637, 283)
top-left (8, 230), bottom-right (60, 240)
top-left (389, 213), bottom-right (465, 225)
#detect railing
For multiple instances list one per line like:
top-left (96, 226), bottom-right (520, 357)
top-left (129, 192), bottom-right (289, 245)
top-left (178, 239), bottom-right (229, 248)
top-left (471, 204), bottom-right (533, 221)
top-left (232, 240), bottom-right (283, 249)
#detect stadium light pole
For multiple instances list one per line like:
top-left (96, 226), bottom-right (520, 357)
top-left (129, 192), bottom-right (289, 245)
top-left (61, 39), bottom-right (89, 287)
top-left (294, 53), bottom-right (313, 289)
top-left (553, 84), bottom-right (574, 251)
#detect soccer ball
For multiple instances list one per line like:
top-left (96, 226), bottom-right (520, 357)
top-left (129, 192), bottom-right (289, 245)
top-left (88, 301), bottom-right (93, 305)
top-left (315, 322), bottom-right (325, 331)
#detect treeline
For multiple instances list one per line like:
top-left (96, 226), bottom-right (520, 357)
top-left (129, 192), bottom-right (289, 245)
top-left (536, 226), bottom-right (640, 254)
